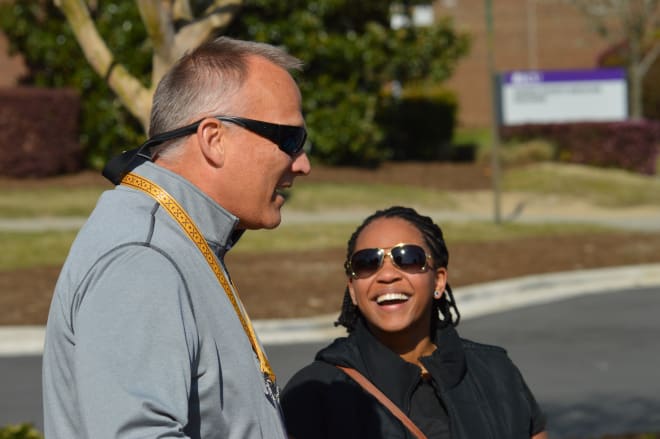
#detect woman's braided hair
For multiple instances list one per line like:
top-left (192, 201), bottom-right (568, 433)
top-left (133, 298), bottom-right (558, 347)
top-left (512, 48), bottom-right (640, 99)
top-left (335, 206), bottom-right (460, 332)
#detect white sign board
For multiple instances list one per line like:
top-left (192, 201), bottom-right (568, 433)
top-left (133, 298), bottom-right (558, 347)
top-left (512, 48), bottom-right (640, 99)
top-left (500, 68), bottom-right (628, 126)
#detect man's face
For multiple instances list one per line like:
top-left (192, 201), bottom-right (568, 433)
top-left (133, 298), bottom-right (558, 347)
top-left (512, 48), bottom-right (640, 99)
top-left (219, 56), bottom-right (311, 230)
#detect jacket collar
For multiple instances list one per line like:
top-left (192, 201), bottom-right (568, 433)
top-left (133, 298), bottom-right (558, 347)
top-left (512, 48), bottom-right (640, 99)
top-left (130, 161), bottom-right (241, 257)
top-left (318, 319), bottom-right (466, 405)
top-left (421, 323), bottom-right (467, 390)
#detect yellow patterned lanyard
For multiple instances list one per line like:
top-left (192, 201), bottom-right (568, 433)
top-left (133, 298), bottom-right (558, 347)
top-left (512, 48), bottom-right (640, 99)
top-left (121, 172), bottom-right (276, 384)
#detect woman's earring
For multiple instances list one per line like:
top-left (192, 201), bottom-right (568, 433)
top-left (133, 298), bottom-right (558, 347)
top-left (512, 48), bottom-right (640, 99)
top-left (433, 290), bottom-right (442, 299)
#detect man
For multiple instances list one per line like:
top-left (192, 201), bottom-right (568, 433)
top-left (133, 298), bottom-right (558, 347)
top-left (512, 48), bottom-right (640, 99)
top-left (42, 37), bottom-right (311, 438)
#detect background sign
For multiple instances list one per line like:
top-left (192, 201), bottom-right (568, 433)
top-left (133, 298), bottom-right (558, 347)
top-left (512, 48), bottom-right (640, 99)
top-left (500, 68), bottom-right (628, 126)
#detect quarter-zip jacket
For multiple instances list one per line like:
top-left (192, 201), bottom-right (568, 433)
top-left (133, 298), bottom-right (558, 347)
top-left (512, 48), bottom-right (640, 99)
top-left (281, 319), bottom-right (546, 439)
top-left (43, 162), bottom-right (286, 439)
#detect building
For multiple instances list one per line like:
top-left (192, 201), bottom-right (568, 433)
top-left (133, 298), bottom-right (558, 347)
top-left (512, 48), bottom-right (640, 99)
top-left (436, 0), bottom-right (613, 127)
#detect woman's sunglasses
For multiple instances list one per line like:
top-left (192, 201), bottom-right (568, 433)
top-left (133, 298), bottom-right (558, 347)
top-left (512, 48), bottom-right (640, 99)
top-left (345, 243), bottom-right (432, 279)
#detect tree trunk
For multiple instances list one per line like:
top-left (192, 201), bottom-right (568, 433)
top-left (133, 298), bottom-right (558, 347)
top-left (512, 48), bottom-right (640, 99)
top-left (629, 35), bottom-right (643, 120)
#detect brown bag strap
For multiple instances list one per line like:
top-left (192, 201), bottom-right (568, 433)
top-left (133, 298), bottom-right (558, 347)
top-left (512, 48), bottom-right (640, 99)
top-left (336, 365), bottom-right (429, 439)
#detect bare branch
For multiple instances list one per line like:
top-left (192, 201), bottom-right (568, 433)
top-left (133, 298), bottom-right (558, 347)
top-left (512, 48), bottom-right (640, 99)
top-left (108, 65), bottom-right (154, 130)
top-left (171, 0), bottom-right (243, 61)
top-left (173, 0), bottom-right (193, 22)
top-left (136, 0), bottom-right (176, 65)
top-left (639, 40), bottom-right (660, 77)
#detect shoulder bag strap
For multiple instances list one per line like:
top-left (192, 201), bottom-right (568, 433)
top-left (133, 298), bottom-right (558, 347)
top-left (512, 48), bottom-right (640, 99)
top-left (336, 365), bottom-right (428, 439)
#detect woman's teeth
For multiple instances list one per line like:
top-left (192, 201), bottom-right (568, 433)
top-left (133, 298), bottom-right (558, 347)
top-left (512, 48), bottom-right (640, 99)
top-left (376, 293), bottom-right (409, 304)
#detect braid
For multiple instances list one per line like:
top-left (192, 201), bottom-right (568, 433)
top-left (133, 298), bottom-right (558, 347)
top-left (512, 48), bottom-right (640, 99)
top-left (335, 206), bottom-right (460, 332)
top-left (435, 284), bottom-right (461, 328)
top-left (334, 289), bottom-right (360, 330)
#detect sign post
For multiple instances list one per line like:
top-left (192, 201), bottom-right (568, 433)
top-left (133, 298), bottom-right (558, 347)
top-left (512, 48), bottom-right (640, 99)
top-left (485, 0), bottom-right (502, 224)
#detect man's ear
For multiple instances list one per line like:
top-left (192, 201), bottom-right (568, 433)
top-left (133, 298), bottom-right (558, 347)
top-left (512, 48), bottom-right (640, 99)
top-left (196, 117), bottom-right (225, 167)
top-left (348, 279), bottom-right (358, 306)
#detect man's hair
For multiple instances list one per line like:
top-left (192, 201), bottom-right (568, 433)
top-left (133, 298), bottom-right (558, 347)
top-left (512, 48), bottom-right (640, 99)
top-left (335, 206), bottom-right (461, 332)
top-left (149, 37), bottom-right (303, 151)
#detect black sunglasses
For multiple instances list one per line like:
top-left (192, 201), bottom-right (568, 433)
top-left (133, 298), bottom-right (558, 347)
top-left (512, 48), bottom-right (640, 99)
top-left (145, 115), bottom-right (307, 157)
top-left (102, 115), bottom-right (308, 185)
top-left (217, 116), bottom-right (308, 157)
top-left (345, 243), bottom-right (432, 279)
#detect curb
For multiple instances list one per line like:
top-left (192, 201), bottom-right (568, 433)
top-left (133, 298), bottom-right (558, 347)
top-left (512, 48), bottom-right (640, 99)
top-left (2, 263), bottom-right (660, 356)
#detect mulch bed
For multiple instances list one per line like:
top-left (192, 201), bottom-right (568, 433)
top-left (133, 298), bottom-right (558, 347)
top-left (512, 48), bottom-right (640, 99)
top-left (3, 231), bottom-right (660, 325)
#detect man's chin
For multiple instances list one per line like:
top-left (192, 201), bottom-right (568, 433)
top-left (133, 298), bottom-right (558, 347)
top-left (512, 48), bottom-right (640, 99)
top-left (258, 213), bottom-right (282, 230)
top-left (238, 210), bottom-right (282, 230)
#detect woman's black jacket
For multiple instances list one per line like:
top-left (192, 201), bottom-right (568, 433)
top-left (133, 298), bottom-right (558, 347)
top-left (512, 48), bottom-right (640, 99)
top-left (281, 320), bottom-right (546, 439)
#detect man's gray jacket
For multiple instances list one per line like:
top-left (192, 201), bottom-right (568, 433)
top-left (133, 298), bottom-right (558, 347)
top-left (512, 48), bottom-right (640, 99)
top-left (42, 162), bottom-right (287, 438)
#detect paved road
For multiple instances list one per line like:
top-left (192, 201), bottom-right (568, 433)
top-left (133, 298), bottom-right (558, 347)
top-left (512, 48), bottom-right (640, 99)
top-left (458, 286), bottom-right (660, 439)
top-left (2, 285), bottom-right (659, 438)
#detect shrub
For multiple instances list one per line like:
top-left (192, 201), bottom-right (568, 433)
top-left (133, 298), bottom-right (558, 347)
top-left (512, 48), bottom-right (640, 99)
top-left (228, 5), bottom-right (470, 167)
top-left (304, 87), bottom-right (386, 166)
top-left (501, 121), bottom-right (660, 175)
top-left (378, 87), bottom-right (458, 161)
top-left (0, 87), bottom-right (83, 177)
top-left (477, 138), bottom-right (555, 167)
top-left (0, 424), bottom-right (43, 439)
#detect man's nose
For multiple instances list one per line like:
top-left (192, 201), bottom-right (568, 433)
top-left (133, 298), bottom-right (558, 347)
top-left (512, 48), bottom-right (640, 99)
top-left (292, 151), bottom-right (311, 176)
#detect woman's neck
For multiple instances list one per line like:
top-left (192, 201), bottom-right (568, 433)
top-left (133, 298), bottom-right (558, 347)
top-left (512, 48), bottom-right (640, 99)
top-left (398, 336), bottom-right (436, 368)
top-left (370, 325), bottom-right (437, 368)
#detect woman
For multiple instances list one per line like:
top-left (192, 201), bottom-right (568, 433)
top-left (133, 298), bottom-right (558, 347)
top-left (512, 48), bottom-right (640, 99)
top-left (281, 206), bottom-right (548, 439)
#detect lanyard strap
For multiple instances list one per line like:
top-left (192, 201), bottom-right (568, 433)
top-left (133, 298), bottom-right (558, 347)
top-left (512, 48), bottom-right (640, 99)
top-left (121, 172), bottom-right (275, 383)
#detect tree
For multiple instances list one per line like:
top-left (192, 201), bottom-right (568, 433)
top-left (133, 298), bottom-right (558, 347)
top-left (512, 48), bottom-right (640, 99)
top-left (568, 0), bottom-right (660, 120)
top-left (54, 0), bottom-right (242, 130)
top-left (1, 1), bottom-right (469, 167)
top-left (226, 1), bottom-right (470, 164)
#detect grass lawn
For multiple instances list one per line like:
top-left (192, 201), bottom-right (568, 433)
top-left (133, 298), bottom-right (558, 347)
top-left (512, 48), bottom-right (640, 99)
top-left (0, 161), bottom-right (655, 270)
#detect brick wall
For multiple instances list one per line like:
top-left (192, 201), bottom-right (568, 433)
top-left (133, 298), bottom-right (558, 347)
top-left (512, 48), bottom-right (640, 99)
top-left (435, 0), bottom-right (614, 128)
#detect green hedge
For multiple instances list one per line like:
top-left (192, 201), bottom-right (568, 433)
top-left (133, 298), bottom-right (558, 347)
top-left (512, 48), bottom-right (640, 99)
top-left (0, 87), bottom-right (83, 177)
top-left (0, 424), bottom-right (42, 439)
top-left (378, 88), bottom-right (459, 161)
top-left (501, 121), bottom-right (660, 175)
